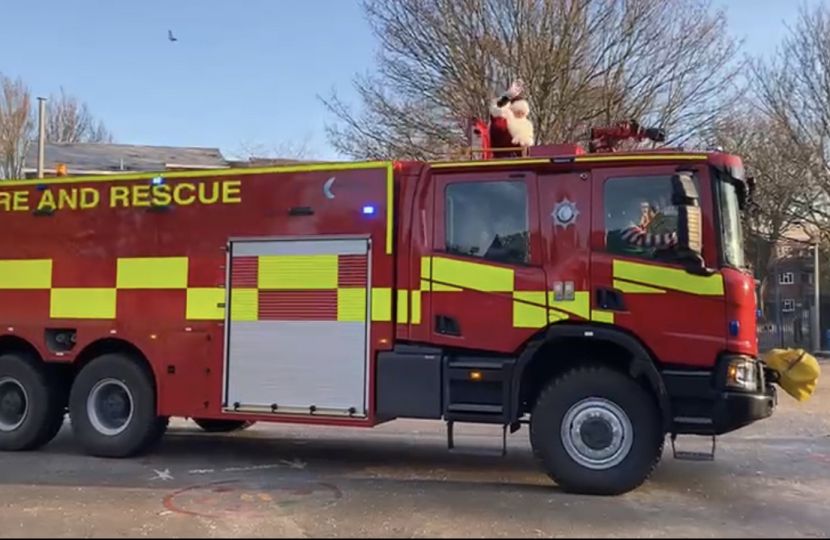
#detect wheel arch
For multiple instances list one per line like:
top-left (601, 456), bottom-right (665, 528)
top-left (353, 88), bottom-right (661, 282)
top-left (0, 334), bottom-right (45, 364)
top-left (510, 322), bottom-right (671, 430)
top-left (71, 338), bottom-right (158, 399)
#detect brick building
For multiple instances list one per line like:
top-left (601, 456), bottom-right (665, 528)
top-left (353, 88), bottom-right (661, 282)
top-left (757, 224), bottom-right (823, 350)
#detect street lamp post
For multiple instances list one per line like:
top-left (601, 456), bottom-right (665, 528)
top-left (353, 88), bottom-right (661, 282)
top-left (36, 97), bottom-right (46, 179)
top-left (812, 241), bottom-right (821, 352)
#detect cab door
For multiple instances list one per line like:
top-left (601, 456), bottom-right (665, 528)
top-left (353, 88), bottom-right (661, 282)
top-left (589, 165), bottom-right (726, 367)
top-left (423, 169), bottom-right (546, 353)
top-left (537, 172), bottom-right (593, 323)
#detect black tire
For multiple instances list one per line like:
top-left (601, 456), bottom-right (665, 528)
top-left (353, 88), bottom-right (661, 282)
top-left (529, 364), bottom-right (664, 496)
top-left (39, 407), bottom-right (67, 447)
top-left (68, 353), bottom-right (165, 458)
top-left (192, 418), bottom-right (255, 433)
top-left (0, 353), bottom-right (65, 451)
top-left (145, 415), bottom-right (170, 452)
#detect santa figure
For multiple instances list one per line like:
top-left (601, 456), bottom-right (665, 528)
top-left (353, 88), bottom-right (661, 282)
top-left (487, 80), bottom-right (534, 158)
top-left (507, 91), bottom-right (534, 149)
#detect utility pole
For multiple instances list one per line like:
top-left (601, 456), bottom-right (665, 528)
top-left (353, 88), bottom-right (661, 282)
top-left (812, 241), bottom-right (821, 352)
top-left (36, 97), bottom-right (46, 179)
top-left (775, 273), bottom-right (783, 347)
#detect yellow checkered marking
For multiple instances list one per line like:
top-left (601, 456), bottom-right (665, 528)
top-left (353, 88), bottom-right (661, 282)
top-left (186, 288), bottom-right (226, 320)
top-left (257, 254), bottom-right (338, 290)
top-left (4, 252), bottom-right (708, 326)
top-left (117, 257), bottom-right (188, 289)
top-left (419, 256), bottom-right (594, 328)
top-left (225, 252), bottom-right (391, 323)
top-left (50, 288), bottom-right (117, 319)
top-left (0, 256), bottom-right (201, 320)
top-left (0, 254), bottom-right (394, 322)
top-left (224, 286), bottom-right (397, 323)
top-left (0, 259), bottom-right (52, 289)
top-left (417, 256), bottom-right (627, 327)
top-left (230, 289), bottom-right (258, 321)
top-left (613, 260), bottom-right (723, 296)
top-left (337, 288), bottom-right (367, 322)
top-left (414, 255), bottom-right (727, 328)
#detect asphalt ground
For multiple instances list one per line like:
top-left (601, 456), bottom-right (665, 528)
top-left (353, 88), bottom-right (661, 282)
top-left (1, 382), bottom-right (829, 538)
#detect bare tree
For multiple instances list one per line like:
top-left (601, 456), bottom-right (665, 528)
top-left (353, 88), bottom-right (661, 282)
top-left (0, 73), bottom-right (34, 180)
top-left (748, 2), bottom-right (830, 237)
top-left (321, 0), bottom-right (744, 160)
top-left (703, 105), bottom-right (811, 300)
top-left (746, 1), bottom-right (830, 319)
top-left (234, 134), bottom-right (318, 164)
top-left (45, 87), bottom-right (113, 144)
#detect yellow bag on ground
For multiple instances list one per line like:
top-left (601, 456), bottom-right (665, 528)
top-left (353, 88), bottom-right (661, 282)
top-left (762, 348), bottom-right (821, 402)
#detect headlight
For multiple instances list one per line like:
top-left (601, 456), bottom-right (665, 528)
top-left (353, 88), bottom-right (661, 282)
top-left (725, 357), bottom-right (758, 390)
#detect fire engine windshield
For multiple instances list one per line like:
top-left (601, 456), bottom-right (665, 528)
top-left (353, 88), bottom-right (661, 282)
top-left (717, 179), bottom-right (745, 269)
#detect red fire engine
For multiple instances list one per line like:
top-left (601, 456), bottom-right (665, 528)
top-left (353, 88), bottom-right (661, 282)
top-left (0, 123), bottom-right (798, 496)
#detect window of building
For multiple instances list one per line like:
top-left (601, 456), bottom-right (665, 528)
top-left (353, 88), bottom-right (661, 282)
top-left (779, 272), bottom-right (794, 285)
top-left (782, 299), bottom-right (795, 312)
top-left (603, 175), bottom-right (694, 260)
top-left (444, 180), bottom-right (530, 265)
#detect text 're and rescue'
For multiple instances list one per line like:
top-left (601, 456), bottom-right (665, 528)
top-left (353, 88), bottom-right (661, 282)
top-left (0, 180), bottom-right (242, 212)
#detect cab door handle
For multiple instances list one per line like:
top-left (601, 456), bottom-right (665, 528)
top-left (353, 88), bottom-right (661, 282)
top-left (595, 287), bottom-right (626, 311)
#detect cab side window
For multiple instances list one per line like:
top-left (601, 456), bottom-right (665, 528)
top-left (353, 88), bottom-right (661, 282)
top-left (604, 175), bottom-right (693, 261)
top-left (445, 180), bottom-right (530, 265)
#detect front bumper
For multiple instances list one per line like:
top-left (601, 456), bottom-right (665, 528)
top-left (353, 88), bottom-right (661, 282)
top-left (713, 383), bottom-right (776, 434)
top-left (664, 355), bottom-right (778, 436)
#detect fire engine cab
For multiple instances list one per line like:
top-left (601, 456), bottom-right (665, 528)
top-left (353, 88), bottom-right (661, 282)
top-left (0, 122), bottom-right (801, 496)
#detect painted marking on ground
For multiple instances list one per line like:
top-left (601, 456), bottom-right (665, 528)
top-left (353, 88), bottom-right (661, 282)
top-left (150, 469), bottom-right (174, 481)
top-left (187, 459), bottom-right (306, 475)
top-left (344, 465), bottom-right (547, 485)
top-left (162, 478), bottom-right (342, 518)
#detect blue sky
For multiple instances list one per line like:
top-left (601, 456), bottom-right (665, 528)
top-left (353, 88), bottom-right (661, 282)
top-left (0, 0), bottom-right (818, 161)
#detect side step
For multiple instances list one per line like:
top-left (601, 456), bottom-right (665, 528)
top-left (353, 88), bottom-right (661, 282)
top-left (670, 433), bottom-right (716, 461)
top-left (446, 420), bottom-right (521, 457)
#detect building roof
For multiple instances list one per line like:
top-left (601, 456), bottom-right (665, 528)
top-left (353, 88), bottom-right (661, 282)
top-left (24, 142), bottom-right (229, 174)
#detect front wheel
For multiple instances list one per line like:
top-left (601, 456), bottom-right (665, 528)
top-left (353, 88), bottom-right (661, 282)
top-left (530, 364), bottom-right (664, 496)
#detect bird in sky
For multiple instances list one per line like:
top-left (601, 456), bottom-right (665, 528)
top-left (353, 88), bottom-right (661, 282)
top-left (168, 30), bottom-right (178, 42)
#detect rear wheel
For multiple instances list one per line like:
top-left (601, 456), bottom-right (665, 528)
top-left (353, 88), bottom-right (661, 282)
top-left (69, 353), bottom-right (167, 458)
top-left (0, 353), bottom-right (65, 451)
top-left (192, 418), bottom-right (255, 433)
top-left (529, 364), bottom-right (664, 496)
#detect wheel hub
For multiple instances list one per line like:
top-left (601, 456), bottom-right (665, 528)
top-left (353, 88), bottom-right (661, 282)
top-left (580, 417), bottom-right (614, 450)
top-left (87, 378), bottom-right (134, 436)
top-left (0, 377), bottom-right (28, 432)
top-left (561, 397), bottom-right (633, 470)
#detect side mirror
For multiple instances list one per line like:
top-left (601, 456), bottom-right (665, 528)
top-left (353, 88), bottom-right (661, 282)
top-left (670, 172), bottom-right (709, 274)
top-left (671, 172), bottom-right (702, 253)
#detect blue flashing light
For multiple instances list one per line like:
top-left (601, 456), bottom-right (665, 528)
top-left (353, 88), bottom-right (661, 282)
top-left (362, 205), bottom-right (376, 215)
top-left (729, 320), bottom-right (740, 337)
top-left (151, 176), bottom-right (165, 186)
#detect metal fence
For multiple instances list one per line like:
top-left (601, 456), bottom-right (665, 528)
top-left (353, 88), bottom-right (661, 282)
top-left (757, 315), bottom-right (816, 353)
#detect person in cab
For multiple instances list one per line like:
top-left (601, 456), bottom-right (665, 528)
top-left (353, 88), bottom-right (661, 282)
top-left (607, 197), bottom-right (678, 259)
